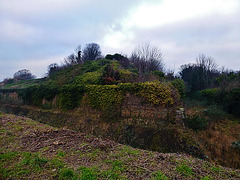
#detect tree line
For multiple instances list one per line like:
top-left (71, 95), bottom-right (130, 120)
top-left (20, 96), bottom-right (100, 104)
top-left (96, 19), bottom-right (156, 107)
top-left (3, 42), bottom-right (239, 95)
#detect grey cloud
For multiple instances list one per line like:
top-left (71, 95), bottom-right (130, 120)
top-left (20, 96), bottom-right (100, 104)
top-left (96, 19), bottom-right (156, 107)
top-left (123, 11), bottom-right (240, 71)
top-left (0, 0), bottom-right (239, 81)
top-left (0, 0), bottom-right (142, 81)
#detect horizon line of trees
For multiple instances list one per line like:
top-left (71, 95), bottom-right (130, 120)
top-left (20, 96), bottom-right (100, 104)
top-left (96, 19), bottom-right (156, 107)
top-left (2, 42), bottom-right (239, 89)
top-left (47, 42), bottom-right (165, 77)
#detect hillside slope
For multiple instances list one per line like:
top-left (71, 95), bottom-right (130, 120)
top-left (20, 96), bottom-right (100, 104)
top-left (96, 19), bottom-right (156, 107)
top-left (1, 111), bottom-right (239, 179)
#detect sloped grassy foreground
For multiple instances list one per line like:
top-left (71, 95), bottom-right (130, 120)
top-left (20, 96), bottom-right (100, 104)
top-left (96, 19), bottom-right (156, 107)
top-left (0, 112), bottom-right (239, 180)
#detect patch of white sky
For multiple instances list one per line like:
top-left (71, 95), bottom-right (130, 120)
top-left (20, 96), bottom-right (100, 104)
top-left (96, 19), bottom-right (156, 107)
top-left (0, 20), bottom-right (41, 43)
top-left (14, 55), bottom-right (65, 78)
top-left (103, 0), bottom-right (239, 52)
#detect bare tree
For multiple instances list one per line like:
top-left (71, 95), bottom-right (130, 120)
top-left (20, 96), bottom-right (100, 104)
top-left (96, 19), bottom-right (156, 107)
top-left (130, 43), bottom-right (164, 74)
top-left (180, 54), bottom-right (220, 93)
top-left (13, 69), bottom-right (36, 80)
top-left (47, 63), bottom-right (59, 76)
top-left (75, 45), bottom-right (82, 64)
top-left (63, 53), bottom-right (78, 67)
top-left (196, 54), bottom-right (218, 72)
top-left (82, 43), bottom-right (102, 61)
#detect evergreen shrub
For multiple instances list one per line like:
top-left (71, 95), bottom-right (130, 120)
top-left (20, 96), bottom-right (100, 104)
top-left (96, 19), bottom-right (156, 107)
top-left (223, 88), bottom-right (240, 116)
top-left (200, 88), bottom-right (220, 104)
top-left (184, 114), bottom-right (208, 131)
top-left (171, 79), bottom-right (186, 99)
top-left (131, 81), bottom-right (179, 107)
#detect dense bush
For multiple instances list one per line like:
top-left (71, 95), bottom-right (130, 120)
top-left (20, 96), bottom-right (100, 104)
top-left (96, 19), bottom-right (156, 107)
top-left (200, 87), bottom-right (240, 117)
top-left (171, 79), bottom-right (186, 99)
top-left (60, 85), bottom-right (85, 110)
top-left (184, 114), bottom-right (208, 131)
top-left (81, 59), bottom-right (111, 73)
top-left (86, 85), bottom-right (125, 121)
top-left (85, 82), bottom-right (180, 121)
top-left (86, 85), bottom-right (125, 110)
top-left (75, 71), bottom-right (102, 85)
top-left (131, 81), bottom-right (180, 107)
top-left (18, 85), bottom-right (58, 106)
top-left (152, 70), bottom-right (164, 79)
top-left (14, 69), bottom-right (36, 80)
top-left (105, 53), bottom-right (130, 68)
top-left (223, 88), bottom-right (240, 116)
top-left (101, 63), bottom-right (120, 85)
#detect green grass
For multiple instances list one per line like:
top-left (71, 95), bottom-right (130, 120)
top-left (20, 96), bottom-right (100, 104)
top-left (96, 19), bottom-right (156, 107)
top-left (123, 146), bottom-right (142, 156)
top-left (176, 164), bottom-right (194, 177)
top-left (211, 165), bottom-right (224, 173)
top-left (0, 150), bottom-right (127, 179)
top-left (2, 79), bottom-right (43, 89)
top-left (152, 171), bottom-right (169, 180)
top-left (1, 151), bottom-right (49, 178)
top-left (59, 168), bottom-right (78, 180)
top-left (201, 175), bottom-right (213, 180)
top-left (57, 149), bottom-right (66, 158)
top-left (78, 166), bottom-right (98, 180)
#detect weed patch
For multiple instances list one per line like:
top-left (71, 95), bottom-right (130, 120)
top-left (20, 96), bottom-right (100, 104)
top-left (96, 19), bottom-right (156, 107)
top-left (176, 164), bottom-right (194, 177)
top-left (152, 171), bottom-right (169, 180)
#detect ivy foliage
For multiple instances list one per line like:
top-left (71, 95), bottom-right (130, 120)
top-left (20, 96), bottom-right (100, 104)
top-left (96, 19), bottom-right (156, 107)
top-left (131, 81), bottom-right (179, 107)
top-left (4, 80), bottom-right (181, 112)
top-left (1, 59), bottom-right (182, 116)
top-left (18, 85), bottom-right (58, 106)
top-left (85, 85), bottom-right (125, 111)
top-left (85, 81), bottom-right (180, 121)
top-left (170, 79), bottom-right (186, 99)
top-left (59, 84), bottom-right (85, 110)
top-left (85, 84), bottom-right (125, 121)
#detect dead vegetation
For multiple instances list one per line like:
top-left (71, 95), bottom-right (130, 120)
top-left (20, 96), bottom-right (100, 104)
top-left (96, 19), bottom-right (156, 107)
top-left (1, 111), bottom-right (240, 179)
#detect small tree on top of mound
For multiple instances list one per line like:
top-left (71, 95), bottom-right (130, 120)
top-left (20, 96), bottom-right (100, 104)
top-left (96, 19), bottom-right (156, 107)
top-left (130, 43), bottom-right (164, 75)
top-left (82, 43), bottom-right (103, 62)
top-left (13, 69), bottom-right (36, 80)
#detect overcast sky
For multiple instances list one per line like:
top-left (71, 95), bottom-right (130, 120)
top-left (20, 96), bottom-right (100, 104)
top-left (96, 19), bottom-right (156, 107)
top-left (0, 0), bottom-right (240, 81)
